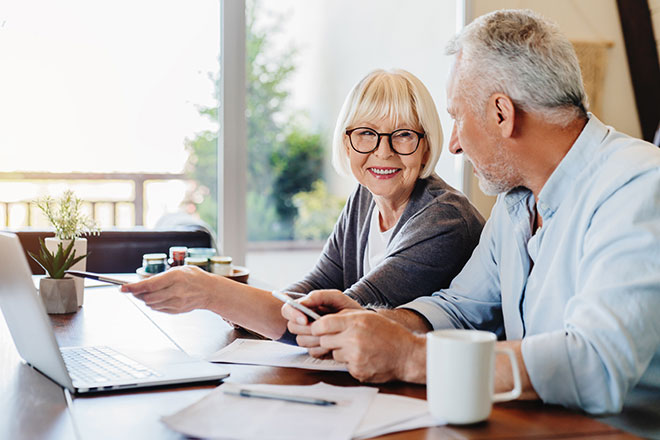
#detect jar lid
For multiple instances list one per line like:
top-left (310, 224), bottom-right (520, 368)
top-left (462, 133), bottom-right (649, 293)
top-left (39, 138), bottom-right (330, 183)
top-left (143, 253), bottom-right (167, 260)
top-left (185, 257), bottom-right (208, 267)
top-left (210, 256), bottom-right (232, 264)
top-left (188, 247), bottom-right (216, 257)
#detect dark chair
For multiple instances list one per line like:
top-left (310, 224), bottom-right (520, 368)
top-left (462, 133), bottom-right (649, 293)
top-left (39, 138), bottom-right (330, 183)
top-left (13, 228), bottom-right (214, 274)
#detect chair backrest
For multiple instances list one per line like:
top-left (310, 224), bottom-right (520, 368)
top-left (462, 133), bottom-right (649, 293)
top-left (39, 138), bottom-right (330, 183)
top-left (13, 229), bottom-right (214, 274)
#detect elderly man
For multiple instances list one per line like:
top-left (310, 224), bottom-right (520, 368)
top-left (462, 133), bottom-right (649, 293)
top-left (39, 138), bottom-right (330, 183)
top-left (283, 9), bottom-right (660, 414)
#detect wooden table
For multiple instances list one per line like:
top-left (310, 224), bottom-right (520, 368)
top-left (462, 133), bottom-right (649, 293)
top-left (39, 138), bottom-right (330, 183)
top-left (0, 283), bottom-right (642, 439)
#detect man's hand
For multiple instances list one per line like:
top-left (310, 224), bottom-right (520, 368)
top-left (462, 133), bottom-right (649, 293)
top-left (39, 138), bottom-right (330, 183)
top-left (281, 289), bottom-right (362, 357)
top-left (311, 311), bottom-right (426, 383)
top-left (496, 340), bottom-right (538, 400)
top-left (121, 266), bottom-right (213, 313)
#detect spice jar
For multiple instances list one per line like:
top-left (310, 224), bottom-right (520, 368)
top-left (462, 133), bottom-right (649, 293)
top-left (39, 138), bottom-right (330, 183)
top-left (210, 256), bottom-right (233, 276)
top-left (187, 248), bottom-right (216, 259)
top-left (142, 253), bottom-right (167, 274)
top-left (185, 257), bottom-right (209, 272)
top-left (169, 246), bottom-right (188, 267)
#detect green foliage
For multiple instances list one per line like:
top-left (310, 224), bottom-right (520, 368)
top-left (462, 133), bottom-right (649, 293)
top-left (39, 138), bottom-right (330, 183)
top-left (245, 0), bottom-right (295, 196)
top-left (270, 128), bottom-right (324, 237)
top-left (185, 126), bottom-right (218, 229)
top-left (36, 190), bottom-right (100, 240)
top-left (28, 238), bottom-right (88, 279)
top-left (293, 180), bottom-right (346, 240)
top-left (245, 191), bottom-right (280, 241)
top-left (185, 0), bottom-right (328, 241)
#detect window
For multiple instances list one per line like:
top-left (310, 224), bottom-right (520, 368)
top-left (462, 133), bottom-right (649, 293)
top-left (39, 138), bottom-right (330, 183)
top-left (1, 1), bottom-right (462, 289)
top-left (243, 0), bottom-right (462, 287)
top-left (0, 1), bottom-right (220, 233)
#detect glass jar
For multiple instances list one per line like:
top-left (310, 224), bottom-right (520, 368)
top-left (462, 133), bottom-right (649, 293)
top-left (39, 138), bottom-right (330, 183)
top-left (187, 247), bottom-right (216, 259)
top-left (210, 256), bottom-right (233, 276)
top-left (169, 246), bottom-right (188, 267)
top-left (142, 253), bottom-right (167, 274)
top-left (185, 256), bottom-right (209, 271)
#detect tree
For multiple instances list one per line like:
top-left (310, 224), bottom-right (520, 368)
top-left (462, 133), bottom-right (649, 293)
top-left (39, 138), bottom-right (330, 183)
top-left (185, 0), bottom-right (325, 240)
top-left (184, 110), bottom-right (217, 230)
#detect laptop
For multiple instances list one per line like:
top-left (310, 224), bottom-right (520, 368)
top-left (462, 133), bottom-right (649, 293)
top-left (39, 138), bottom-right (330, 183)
top-left (0, 232), bottom-right (229, 394)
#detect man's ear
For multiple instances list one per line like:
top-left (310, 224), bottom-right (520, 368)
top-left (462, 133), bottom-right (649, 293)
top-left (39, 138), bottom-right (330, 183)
top-left (488, 93), bottom-right (515, 138)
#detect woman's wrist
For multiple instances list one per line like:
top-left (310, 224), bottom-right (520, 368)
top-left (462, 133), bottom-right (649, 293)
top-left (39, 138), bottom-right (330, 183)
top-left (205, 277), bottom-right (289, 340)
top-left (204, 272), bottom-right (236, 312)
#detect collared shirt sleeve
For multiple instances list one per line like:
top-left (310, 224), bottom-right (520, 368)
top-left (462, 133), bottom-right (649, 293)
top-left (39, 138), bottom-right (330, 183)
top-left (400, 203), bottom-right (506, 338)
top-left (522, 167), bottom-right (660, 414)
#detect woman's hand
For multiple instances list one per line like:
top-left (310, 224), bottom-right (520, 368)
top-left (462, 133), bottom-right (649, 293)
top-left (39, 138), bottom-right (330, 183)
top-left (281, 289), bottom-right (362, 357)
top-left (121, 266), bottom-right (215, 314)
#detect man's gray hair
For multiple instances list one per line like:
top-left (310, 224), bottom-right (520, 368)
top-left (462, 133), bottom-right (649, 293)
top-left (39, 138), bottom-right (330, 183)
top-left (446, 9), bottom-right (588, 126)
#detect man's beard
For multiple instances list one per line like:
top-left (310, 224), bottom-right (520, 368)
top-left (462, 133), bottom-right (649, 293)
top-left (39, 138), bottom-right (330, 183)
top-left (468, 146), bottom-right (519, 196)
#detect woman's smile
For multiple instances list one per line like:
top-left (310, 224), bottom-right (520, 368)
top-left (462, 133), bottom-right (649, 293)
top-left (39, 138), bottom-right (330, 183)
top-left (368, 167), bottom-right (401, 179)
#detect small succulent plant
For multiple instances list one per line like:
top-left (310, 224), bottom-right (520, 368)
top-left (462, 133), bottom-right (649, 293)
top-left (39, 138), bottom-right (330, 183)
top-left (36, 190), bottom-right (99, 240)
top-left (28, 238), bottom-right (88, 279)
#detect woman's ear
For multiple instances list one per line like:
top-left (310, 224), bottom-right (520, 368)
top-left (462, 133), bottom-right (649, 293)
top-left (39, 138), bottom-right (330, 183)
top-left (488, 93), bottom-right (515, 138)
top-left (343, 133), bottom-right (352, 152)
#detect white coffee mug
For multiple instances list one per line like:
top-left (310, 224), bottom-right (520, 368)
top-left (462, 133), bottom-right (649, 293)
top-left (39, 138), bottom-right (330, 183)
top-left (426, 329), bottom-right (521, 424)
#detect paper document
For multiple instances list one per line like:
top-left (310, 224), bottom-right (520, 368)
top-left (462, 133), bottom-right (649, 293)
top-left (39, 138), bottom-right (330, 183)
top-left (353, 393), bottom-right (443, 439)
top-left (161, 382), bottom-right (378, 440)
top-left (208, 338), bottom-right (348, 372)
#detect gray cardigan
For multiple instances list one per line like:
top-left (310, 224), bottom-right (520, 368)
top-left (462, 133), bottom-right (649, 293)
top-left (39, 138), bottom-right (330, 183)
top-left (285, 175), bottom-right (484, 307)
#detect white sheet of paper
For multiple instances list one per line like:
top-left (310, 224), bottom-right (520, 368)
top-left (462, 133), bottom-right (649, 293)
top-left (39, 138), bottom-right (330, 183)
top-left (353, 393), bottom-right (444, 439)
top-left (355, 413), bottom-right (442, 439)
top-left (207, 338), bottom-right (348, 372)
top-left (161, 382), bottom-right (378, 440)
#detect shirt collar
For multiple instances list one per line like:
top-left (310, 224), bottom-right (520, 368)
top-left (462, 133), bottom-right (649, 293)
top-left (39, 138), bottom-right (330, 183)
top-left (536, 114), bottom-right (610, 219)
top-left (502, 114), bottom-right (610, 219)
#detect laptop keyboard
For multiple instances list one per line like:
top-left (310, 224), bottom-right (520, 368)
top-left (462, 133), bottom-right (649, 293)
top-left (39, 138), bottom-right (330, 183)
top-left (61, 346), bottom-right (161, 385)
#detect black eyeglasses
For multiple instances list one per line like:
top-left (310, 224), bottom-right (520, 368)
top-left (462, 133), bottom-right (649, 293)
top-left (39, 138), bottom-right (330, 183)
top-left (345, 127), bottom-right (425, 155)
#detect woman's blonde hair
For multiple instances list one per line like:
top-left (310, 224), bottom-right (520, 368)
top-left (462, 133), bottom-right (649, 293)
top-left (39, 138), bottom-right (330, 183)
top-left (331, 69), bottom-right (443, 178)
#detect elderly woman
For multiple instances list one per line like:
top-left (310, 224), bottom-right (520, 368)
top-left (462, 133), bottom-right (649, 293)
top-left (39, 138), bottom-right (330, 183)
top-left (121, 69), bottom-right (484, 341)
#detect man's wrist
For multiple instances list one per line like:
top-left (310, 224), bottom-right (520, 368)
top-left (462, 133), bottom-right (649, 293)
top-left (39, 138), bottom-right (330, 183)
top-left (399, 333), bottom-right (427, 383)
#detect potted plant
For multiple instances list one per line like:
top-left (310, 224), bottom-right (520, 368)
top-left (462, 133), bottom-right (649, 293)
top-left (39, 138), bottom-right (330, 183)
top-left (28, 238), bottom-right (88, 314)
top-left (36, 190), bottom-right (100, 306)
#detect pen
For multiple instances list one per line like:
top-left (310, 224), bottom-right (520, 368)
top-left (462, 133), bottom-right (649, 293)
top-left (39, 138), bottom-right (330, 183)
top-left (65, 270), bottom-right (128, 286)
top-left (271, 290), bottom-right (321, 321)
top-left (223, 387), bottom-right (337, 406)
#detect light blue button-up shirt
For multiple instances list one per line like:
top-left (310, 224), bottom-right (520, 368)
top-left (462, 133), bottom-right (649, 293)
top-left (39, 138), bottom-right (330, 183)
top-left (403, 116), bottom-right (660, 414)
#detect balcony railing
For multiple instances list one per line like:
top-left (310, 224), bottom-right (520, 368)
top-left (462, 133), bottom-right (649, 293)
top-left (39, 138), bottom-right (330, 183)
top-left (0, 171), bottom-right (188, 228)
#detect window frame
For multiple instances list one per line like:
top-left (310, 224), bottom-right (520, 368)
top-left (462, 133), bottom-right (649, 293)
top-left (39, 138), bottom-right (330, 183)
top-left (219, 0), bottom-right (247, 264)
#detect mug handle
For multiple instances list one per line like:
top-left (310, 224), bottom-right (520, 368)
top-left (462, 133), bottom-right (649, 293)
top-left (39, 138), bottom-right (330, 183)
top-left (492, 347), bottom-right (522, 402)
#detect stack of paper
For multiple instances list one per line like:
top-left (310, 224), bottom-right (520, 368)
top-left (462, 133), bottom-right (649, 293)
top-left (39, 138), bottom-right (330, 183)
top-left (162, 382), bottom-right (374, 440)
top-left (162, 339), bottom-right (446, 438)
top-left (207, 338), bottom-right (348, 372)
top-left (162, 382), bottom-right (444, 440)
top-left (353, 392), bottom-right (440, 439)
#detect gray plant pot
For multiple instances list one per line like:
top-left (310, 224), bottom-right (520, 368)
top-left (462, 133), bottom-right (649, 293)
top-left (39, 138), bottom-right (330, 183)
top-left (39, 277), bottom-right (80, 314)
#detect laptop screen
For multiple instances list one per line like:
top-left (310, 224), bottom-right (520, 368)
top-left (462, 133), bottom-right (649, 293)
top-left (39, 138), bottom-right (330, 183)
top-left (0, 232), bottom-right (74, 390)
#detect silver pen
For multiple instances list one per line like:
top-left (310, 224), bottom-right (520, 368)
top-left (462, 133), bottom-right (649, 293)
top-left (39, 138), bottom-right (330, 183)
top-left (223, 387), bottom-right (336, 406)
top-left (65, 270), bottom-right (128, 285)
